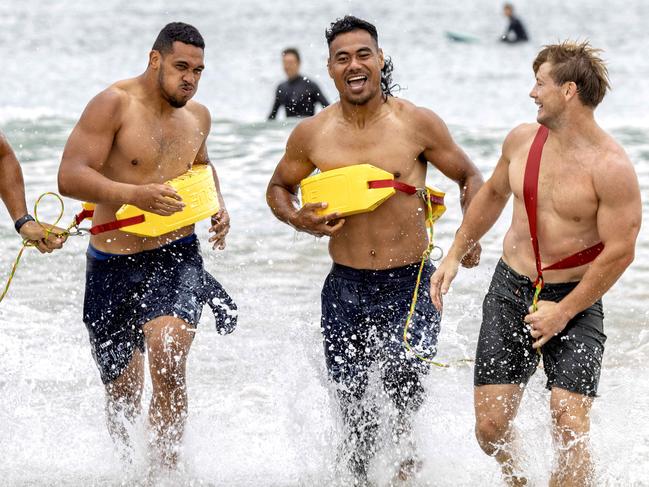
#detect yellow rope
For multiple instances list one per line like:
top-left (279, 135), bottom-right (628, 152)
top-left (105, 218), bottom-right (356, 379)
top-left (0, 192), bottom-right (77, 305)
top-left (402, 190), bottom-right (472, 368)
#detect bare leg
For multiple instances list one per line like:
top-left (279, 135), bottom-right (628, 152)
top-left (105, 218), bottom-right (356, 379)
top-left (549, 387), bottom-right (594, 487)
top-left (143, 316), bottom-right (195, 469)
top-left (104, 350), bottom-right (145, 459)
top-left (474, 384), bottom-right (527, 486)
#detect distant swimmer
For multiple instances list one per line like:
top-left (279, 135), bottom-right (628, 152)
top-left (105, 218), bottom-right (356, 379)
top-left (431, 41), bottom-right (641, 485)
top-left (501, 3), bottom-right (528, 43)
top-left (0, 132), bottom-right (65, 252)
top-left (268, 47), bottom-right (330, 120)
top-left (267, 16), bottom-right (483, 483)
top-left (58, 22), bottom-right (237, 469)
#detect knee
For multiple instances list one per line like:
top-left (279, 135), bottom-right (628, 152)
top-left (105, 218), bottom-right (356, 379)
top-left (475, 416), bottom-right (509, 455)
top-left (552, 409), bottom-right (590, 446)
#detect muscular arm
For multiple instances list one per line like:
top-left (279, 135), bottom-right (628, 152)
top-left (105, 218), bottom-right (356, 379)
top-left (266, 120), bottom-right (343, 236)
top-left (58, 89), bottom-right (137, 204)
top-left (429, 127), bottom-right (518, 308)
top-left (555, 155), bottom-right (641, 319)
top-left (0, 133), bottom-right (28, 221)
top-left (446, 137), bottom-right (514, 261)
top-left (420, 109), bottom-right (483, 215)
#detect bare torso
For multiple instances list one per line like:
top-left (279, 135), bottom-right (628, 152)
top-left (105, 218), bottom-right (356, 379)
top-left (90, 79), bottom-right (208, 254)
top-left (503, 123), bottom-right (609, 282)
top-left (307, 99), bottom-right (434, 269)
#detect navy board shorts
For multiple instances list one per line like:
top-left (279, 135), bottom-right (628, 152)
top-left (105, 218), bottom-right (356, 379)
top-left (475, 259), bottom-right (606, 397)
top-left (83, 234), bottom-right (237, 384)
top-left (321, 261), bottom-right (441, 409)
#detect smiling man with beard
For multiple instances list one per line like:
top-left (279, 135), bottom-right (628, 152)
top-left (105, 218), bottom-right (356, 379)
top-left (58, 22), bottom-right (236, 469)
top-left (266, 16), bottom-right (483, 483)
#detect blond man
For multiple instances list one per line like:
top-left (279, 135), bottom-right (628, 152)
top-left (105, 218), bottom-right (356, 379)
top-left (431, 42), bottom-right (641, 486)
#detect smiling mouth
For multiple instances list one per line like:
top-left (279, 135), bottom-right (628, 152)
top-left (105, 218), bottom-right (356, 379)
top-left (346, 75), bottom-right (368, 90)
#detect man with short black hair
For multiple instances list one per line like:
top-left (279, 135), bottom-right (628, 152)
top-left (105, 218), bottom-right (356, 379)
top-left (58, 22), bottom-right (236, 469)
top-left (431, 41), bottom-right (641, 486)
top-left (0, 132), bottom-right (64, 253)
top-left (268, 47), bottom-right (329, 120)
top-left (267, 15), bottom-right (482, 483)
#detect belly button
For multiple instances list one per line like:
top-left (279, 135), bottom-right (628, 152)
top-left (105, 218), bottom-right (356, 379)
top-left (370, 249), bottom-right (376, 257)
top-left (131, 159), bottom-right (138, 166)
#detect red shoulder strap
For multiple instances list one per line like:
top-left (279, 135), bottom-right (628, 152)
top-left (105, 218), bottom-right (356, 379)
top-left (523, 125), bottom-right (550, 281)
top-left (523, 126), bottom-right (604, 281)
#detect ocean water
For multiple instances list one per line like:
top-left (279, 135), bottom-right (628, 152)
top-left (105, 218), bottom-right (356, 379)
top-left (0, 0), bottom-right (648, 485)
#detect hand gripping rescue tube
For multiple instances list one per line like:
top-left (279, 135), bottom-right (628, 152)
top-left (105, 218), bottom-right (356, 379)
top-left (299, 163), bottom-right (446, 221)
top-left (77, 164), bottom-right (220, 237)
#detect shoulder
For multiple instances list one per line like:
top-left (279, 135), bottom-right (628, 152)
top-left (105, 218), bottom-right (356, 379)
top-left (391, 98), bottom-right (446, 130)
top-left (286, 105), bottom-right (334, 152)
top-left (0, 132), bottom-right (9, 156)
top-left (185, 101), bottom-right (212, 132)
top-left (83, 82), bottom-right (130, 120)
top-left (502, 123), bottom-right (538, 152)
top-left (593, 132), bottom-right (636, 188)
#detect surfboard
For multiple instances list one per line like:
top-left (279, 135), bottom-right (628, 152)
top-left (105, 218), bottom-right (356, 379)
top-left (444, 31), bottom-right (480, 43)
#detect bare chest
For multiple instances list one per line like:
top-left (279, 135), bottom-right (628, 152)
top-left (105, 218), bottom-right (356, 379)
top-left (108, 108), bottom-right (205, 182)
top-left (510, 147), bottom-right (598, 222)
top-left (309, 120), bottom-right (425, 181)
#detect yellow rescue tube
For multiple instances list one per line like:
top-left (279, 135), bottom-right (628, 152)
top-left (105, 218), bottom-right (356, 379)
top-left (300, 164), bottom-right (446, 222)
top-left (116, 164), bottom-right (220, 237)
top-left (300, 164), bottom-right (397, 217)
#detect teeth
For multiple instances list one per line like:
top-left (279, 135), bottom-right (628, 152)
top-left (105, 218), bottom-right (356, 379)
top-left (348, 76), bottom-right (366, 82)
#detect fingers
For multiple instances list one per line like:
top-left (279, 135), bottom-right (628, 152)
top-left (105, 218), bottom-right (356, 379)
top-left (324, 218), bottom-right (345, 235)
top-left (159, 185), bottom-right (183, 201)
top-left (429, 273), bottom-right (443, 310)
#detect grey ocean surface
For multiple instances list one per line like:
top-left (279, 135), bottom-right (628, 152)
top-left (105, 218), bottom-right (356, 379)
top-left (1, 0), bottom-right (648, 485)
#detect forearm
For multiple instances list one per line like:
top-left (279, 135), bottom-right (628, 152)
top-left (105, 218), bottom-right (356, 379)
top-left (448, 182), bottom-right (508, 260)
top-left (0, 161), bottom-right (28, 221)
top-left (208, 163), bottom-right (227, 211)
top-left (558, 246), bottom-right (635, 319)
top-left (458, 171), bottom-right (484, 212)
top-left (266, 183), bottom-right (300, 227)
top-left (58, 164), bottom-right (136, 205)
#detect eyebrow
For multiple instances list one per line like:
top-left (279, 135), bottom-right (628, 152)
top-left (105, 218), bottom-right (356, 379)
top-left (333, 46), bottom-right (373, 57)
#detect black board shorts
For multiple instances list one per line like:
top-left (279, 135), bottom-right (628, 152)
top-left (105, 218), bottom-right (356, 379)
top-left (83, 234), bottom-right (237, 384)
top-left (474, 259), bottom-right (606, 397)
top-left (321, 261), bottom-right (441, 400)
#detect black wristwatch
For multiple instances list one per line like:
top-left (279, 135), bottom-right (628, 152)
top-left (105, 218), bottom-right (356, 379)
top-left (14, 214), bottom-right (35, 234)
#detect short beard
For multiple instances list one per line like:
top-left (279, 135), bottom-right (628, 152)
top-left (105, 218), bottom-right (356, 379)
top-left (158, 66), bottom-right (188, 108)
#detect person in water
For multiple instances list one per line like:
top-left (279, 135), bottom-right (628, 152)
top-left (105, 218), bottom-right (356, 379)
top-left (0, 132), bottom-right (65, 253)
top-left (58, 22), bottom-right (237, 469)
top-left (267, 16), bottom-right (483, 483)
top-left (501, 3), bottom-right (528, 43)
top-left (268, 47), bottom-right (330, 120)
top-left (431, 41), bottom-right (641, 486)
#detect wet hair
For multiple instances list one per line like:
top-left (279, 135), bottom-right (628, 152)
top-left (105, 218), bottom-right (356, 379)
top-left (503, 3), bottom-right (514, 10)
top-left (325, 15), bottom-right (397, 98)
top-left (533, 40), bottom-right (610, 108)
top-left (282, 48), bottom-right (301, 63)
top-left (152, 22), bottom-right (205, 54)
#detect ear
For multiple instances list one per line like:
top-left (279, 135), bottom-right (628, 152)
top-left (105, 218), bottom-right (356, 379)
top-left (149, 50), bottom-right (161, 69)
top-left (564, 81), bottom-right (578, 101)
top-left (327, 57), bottom-right (333, 79)
top-left (378, 48), bottom-right (385, 70)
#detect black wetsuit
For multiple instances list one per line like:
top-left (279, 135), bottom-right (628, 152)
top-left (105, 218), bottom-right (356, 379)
top-left (268, 75), bottom-right (329, 120)
top-left (501, 15), bottom-right (529, 43)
